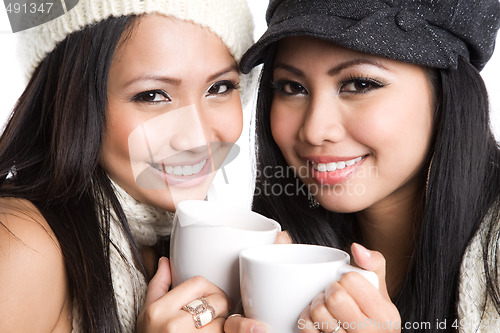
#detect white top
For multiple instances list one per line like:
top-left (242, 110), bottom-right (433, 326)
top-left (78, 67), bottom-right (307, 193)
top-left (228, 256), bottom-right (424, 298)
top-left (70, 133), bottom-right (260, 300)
top-left (458, 210), bottom-right (500, 332)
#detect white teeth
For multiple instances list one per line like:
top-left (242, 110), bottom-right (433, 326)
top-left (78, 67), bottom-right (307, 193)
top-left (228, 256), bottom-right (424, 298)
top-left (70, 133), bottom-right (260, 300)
top-left (193, 160), bottom-right (205, 174)
top-left (182, 166), bottom-right (193, 176)
top-left (326, 162), bottom-right (337, 171)
top-left (313, 156), bottom-right (363, 172)
top-left (173, 166), bottom-right (183, 175)
top-left (346, 159), bottom-right (355, 167)
top-left (152, 159), bottom-right (207, 176)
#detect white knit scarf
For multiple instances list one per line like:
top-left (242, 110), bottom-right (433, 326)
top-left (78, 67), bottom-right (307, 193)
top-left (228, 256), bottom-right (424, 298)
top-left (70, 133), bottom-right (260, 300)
top-left (72, 182), bottom-right (175, 332)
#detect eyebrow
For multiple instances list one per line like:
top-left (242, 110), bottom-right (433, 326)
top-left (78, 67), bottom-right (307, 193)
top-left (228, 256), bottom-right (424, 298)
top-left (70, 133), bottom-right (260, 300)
top-left (123, 65), bottom-right (239, 88)
top-left (206, 65), bottom-right (239, 83)
top-left (273, 59), bottom-right (390, 77)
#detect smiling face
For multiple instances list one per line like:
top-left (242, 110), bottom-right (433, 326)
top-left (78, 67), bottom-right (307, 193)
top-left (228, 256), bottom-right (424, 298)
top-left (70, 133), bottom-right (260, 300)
top-left (270, 36), bottom-right (434, 213)
top-left (101, 15), bottom-right (243, 212)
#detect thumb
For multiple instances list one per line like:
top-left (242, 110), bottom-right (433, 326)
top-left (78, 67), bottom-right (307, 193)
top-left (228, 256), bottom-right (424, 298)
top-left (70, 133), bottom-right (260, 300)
top-left (351, 243), bottom-right (390, 299)
top-left (143, 257), bottom-right (172, 308)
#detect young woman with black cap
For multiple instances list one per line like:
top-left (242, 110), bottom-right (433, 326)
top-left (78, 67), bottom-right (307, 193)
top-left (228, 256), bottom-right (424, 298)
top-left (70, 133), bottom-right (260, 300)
top-left (226, 0), bottom-right (500, 332)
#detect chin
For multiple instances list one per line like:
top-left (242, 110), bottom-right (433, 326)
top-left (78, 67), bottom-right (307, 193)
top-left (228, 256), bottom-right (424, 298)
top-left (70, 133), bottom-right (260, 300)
top-left (316, 195), bottom-right (370, 214)
top-left (130, 169), bottom-right (217, 211)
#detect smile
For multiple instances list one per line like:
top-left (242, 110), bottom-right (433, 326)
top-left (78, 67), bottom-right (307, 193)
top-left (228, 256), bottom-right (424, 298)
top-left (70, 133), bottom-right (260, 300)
top-left (311, 156), bottom-right (363, 172)
top-left (307, 155), bottom-right (367, 186)
top-left (149, 159), bottom-right (208, 177)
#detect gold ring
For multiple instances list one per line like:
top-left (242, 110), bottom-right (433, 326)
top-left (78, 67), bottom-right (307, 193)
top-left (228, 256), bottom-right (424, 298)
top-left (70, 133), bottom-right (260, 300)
top-left (182, 297), bottom-right (216, 329)
top-left (227, 313), bottom-right (243, 319)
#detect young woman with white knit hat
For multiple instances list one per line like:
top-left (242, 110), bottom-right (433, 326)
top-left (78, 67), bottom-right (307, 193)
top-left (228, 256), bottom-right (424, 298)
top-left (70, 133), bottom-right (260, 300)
top-left (0, 1), bottom-right (254, 332)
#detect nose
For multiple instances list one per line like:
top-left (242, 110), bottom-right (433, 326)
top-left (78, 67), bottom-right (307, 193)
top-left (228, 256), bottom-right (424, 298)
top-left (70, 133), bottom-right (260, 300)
top-left (298, 93), bottom-right (345, 145)
top-left (169, 104), bottom-right (209, 152)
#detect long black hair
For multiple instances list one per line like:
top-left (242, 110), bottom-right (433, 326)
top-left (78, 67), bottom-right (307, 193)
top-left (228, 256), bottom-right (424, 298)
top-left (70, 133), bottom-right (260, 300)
top-left (0, 15), bottom-right (143, 332)
top-left (252, 45), bottom-right (500, 331)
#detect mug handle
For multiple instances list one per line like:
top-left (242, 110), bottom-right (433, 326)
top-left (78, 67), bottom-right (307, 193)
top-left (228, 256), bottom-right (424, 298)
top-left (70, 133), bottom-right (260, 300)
top-left (339, 265), bottom-right (379, 289)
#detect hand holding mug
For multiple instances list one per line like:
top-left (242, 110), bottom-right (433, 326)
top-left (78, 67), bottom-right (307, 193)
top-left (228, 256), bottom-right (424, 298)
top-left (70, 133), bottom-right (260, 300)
top-left (300, 243), bottom-right (401, 333)
top-left (231, 241), bottom-right (399, 333)
top-left (137, 258), bottom-right (231, 333)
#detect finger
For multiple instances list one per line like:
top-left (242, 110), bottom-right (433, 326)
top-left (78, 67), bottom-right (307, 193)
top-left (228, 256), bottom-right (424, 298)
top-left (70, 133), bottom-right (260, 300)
top-left (224, 314), bottom-right (270, 333)
top-left (298, 305), bottom-right (335, 333)
top-left (161, 275), bottom-right (229, 311)
top-left (350, 243), bottom-right (389, 299)
top-left (323, 282), bottom-right (367, 327)
top-left (162, 315), bottom-right (226, 332)
top-left (201, 318), bottom-right (226, 331)
top-left (171, 294), bottom-right (228, 332)
top-left (183, 306), bottom-right (226, 333)
top-left (143, 257), bottom-right (172, 309)
top-left (197, 293), bottom-right (230, 319)
top-left (309, 292), bottom-right (337, 331)
top-left (275, 231), bottom-right (293, 244)
top-left (142, 294), bottom-right (227, 332)
top-left (333, 271), bottom-right (401, 325)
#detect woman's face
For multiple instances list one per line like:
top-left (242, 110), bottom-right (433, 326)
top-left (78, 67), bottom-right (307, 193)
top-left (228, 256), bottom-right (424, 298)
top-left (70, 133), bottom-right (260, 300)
top-left (102, 15), bottom-right (243, 212)
top-left (270, 36), bottom-right (434, 213)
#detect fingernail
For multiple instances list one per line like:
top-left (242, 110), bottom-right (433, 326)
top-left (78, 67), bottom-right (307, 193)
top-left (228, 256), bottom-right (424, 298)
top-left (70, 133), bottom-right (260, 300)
top-left (251, 324), bottom-right (269, 333)
top-left (354, 242), bottom-right (371, 258)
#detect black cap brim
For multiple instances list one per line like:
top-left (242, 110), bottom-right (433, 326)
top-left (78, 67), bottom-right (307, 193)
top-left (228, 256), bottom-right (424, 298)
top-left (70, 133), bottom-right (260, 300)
top-left (240, 14), bottom-right (357, 74)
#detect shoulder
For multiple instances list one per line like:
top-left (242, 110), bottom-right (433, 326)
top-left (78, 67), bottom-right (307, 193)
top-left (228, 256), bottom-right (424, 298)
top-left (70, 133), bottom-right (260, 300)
top-left (0, 198), bottom-right (71, 332)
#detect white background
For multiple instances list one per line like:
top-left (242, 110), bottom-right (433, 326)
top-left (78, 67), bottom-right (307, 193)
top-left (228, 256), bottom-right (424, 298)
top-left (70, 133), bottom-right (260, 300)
top-left (0, 2), bottom-right (499, 208)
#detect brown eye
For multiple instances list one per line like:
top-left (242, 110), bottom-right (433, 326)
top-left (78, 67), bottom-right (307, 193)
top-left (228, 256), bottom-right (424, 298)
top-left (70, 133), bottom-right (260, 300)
top-left (284, 82), bottom-right (306, 94)
top-left (340, 78), bottom-right (384, 93)
top-left (207, 80), bottom-right (238, 96)
top-left (272, 79), bottom-right (308, 96)
top-left (133, 90), bottom-right (170, 103)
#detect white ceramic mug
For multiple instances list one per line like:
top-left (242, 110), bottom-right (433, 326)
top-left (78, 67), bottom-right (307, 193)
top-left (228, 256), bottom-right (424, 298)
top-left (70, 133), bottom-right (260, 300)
top-left (170, 200), bottom-right (281, 303)
top-left (239, 244), bottom-right (379, 333)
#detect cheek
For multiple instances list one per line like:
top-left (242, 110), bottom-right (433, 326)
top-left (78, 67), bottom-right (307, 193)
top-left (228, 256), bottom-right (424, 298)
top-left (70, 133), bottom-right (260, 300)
top-left (354, 90), bottom-right (432, 147)
top-left (102, 103), bottom-right (144, 161)
top-left (387, 93), bottom-right (433, 155)
top-left (352, 91), bottom-right (433, 175)
top-left (212, 100), bottom-right (243, 143)
top-left (270, 102), bottom-right (301, 152)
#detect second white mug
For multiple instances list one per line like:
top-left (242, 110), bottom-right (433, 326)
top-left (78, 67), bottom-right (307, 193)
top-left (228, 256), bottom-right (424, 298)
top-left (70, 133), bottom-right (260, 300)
top-left (239, 244), bottom-right (379, 333)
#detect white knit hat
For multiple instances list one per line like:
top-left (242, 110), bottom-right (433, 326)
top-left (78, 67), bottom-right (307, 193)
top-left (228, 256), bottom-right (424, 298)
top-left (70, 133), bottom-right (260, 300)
top-left (18, 0), bottom-right (254, 79)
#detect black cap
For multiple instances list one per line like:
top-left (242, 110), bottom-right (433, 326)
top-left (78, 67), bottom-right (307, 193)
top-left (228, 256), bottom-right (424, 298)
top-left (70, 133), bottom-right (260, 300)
top-left (241, 0), bottom-right (500, 73)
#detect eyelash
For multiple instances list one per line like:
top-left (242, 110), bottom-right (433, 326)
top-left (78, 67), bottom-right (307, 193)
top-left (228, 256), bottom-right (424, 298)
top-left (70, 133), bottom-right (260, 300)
top-left (271, 76), bottom-right (386, 96)
top-left (131, 80), bottom-right (239, 105)
top-left (340, 76), bottom-right (385, 93)
top-left (132, 90), bottom-right (170, 104)
top-left (271, 79), bottom-right (307, 96)
top-left (206, 80), bottom-right (240, 97)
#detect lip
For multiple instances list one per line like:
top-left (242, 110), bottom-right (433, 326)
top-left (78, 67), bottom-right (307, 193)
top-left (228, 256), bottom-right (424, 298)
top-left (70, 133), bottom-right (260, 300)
top-left (159, 156), bottom-right (209, 168)
top-left (305, 155), bottom-right (367, 186)
top-left (305, 156), bottom-right (365, 164)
